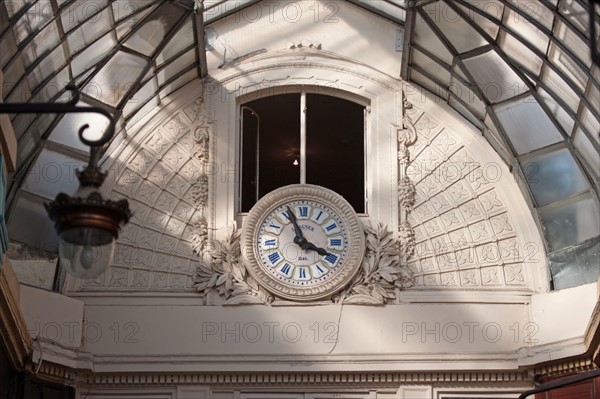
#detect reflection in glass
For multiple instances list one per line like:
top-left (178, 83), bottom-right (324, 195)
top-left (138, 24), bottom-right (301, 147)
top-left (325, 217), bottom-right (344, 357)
top-left (540, 195), bottom-right (600, 252)
top-left (549, 236), bottom-right (600, 290)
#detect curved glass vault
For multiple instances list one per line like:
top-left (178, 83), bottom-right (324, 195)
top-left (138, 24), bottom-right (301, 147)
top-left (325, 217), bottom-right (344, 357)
top-left (1, 0), bottom-right (598, 290)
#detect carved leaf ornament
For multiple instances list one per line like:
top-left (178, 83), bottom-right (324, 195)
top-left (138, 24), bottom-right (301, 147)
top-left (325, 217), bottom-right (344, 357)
top-left (194, 220), bottom-right (414, 305)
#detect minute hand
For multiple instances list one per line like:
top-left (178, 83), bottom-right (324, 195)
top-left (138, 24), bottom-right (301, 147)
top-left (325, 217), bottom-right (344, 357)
top-left (286, 206), bottom-right (305, 240)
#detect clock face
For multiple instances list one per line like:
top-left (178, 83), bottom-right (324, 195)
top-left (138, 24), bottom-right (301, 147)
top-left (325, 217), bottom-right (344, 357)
top-left (258, 200), bottom-right (347, 286)
top-left (241, 185), bottom-right (365, 301)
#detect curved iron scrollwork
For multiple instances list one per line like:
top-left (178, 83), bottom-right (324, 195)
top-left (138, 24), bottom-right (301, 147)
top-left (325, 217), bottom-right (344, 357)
top-left (0, 85), bottom-right (115, 163)
top-left (0, 85), bottom-right (131, 278)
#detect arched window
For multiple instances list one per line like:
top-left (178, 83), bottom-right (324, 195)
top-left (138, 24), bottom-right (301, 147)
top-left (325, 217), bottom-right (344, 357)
top-left (239, 92), bottom-right (366, 213)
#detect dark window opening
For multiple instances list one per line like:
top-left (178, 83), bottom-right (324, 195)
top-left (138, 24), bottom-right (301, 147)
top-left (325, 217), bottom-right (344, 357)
top-left (240, 93), bottom-right (365, 213)
top-left (306, 93), bottom-right (365, 212)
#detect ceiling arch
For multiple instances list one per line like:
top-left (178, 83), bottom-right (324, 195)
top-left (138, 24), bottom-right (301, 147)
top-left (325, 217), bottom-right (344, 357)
top-left (1, 0), bottom-right (598, 290)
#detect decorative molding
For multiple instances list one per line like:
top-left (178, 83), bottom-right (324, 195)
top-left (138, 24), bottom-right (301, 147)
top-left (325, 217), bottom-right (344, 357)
top-left (76, 371), bottom-right (531, 387)
top-left (396, 95), bottom-right (418, 261)
top-left (403, 104), bottom-right (538, 290)
top-left (74, 88), bottom-right (213, 292)
top-left (190, 91), bottom-right (212, 254)
top-left (217, 59), bottom-right (403, 93)
top-left (288, 40), bottom-right (322, 49)
top-left (533, 357), bottom-right (598, 379)
top-left (20, 350), bottom-right (597, 387)
top-left (24, 360), bottom-right (77, 385)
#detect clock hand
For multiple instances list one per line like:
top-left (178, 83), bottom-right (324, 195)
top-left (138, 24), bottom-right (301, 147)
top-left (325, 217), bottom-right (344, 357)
top-left (300, 241), bottom-right (330, 256)
top-left (286, 206), bottom-right (329, 256)
top-left (286, 206), bottom-right (305, 241)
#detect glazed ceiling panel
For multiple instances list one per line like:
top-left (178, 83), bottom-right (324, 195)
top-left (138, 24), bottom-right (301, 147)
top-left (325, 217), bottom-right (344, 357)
top-left (0, 0), bottom-right (599, 290)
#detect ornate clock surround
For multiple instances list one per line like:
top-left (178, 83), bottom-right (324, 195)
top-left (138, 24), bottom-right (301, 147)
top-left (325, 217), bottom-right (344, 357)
top-left (241, 184), bottom-right (365, 301)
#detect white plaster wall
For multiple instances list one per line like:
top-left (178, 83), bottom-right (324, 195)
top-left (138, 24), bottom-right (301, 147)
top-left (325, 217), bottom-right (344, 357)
top-left (205, 0), bottom-right (403, 78)
top-left (518, 281), bottom-right (599, 365)
top-left (531, 283), bottom-right (598, 344)
top-left (26, 282), bottom-right (596, 374)
top-left (20, 284), bottom-right (84, 348)
top-left (80, 299), bottom-right (531, 372)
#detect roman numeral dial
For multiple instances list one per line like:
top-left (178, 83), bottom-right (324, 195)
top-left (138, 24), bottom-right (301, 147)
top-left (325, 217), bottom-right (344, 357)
top-left (256, 200), bottom-right (347, 287)
top-left (241, 185), bottom-right (365, 302)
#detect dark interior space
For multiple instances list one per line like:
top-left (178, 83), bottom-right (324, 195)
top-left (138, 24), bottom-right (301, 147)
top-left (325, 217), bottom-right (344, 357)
top-left (240, 94), bottom-right (300, 212)
top-left (241, 93), bottom-right (365, 212)
top-left (306, 93), bottom-right (365, 213)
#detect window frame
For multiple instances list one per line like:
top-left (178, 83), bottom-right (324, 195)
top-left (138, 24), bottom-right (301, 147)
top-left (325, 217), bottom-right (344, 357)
top-left (236, 85), bottom-right (370, 215)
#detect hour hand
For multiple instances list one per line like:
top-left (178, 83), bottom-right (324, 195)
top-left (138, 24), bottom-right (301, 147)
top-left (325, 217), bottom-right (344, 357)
top-left (286, 206), bottom-right (305, 240)
top-left (301, 241), bottom-right (330, 256)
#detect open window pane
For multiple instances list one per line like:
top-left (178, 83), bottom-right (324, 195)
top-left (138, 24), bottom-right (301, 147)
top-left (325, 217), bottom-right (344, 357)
top-left (240, 93), bottom-right (366, 213)
top-left (306, 94), bottom-right (365, 213)
top-left (240, 94), bottom-right (300, 212)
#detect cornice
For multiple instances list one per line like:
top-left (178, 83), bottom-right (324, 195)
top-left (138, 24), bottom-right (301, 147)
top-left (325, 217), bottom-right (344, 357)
top-left (0, 259), bottom-right (32, 369)
top-left (24, 360), bottom-right (78, 385)
top-left (533, 357), bottom-right (597, 379)
top-left (15, 348), bottom-right (598, 388)
top-left (77, 370), bottom-right (531, 387)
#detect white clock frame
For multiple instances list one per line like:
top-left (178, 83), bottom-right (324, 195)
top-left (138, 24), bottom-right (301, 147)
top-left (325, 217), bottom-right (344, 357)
top-left (241, 184), bottom-right (365, 301)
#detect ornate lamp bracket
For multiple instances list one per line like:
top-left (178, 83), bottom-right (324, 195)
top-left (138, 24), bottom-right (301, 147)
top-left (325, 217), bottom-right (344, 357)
top-left (0, 85), bottom-right (131, 278)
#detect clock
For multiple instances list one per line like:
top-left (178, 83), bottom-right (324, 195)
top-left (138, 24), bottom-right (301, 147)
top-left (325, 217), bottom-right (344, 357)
top-left (241, 184), bottom-right (365, 301)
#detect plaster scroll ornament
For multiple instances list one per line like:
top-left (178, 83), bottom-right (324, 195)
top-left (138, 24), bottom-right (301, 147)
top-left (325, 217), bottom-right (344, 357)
top-left (193, 126), bottom-right (210, 164)
top-left (288, 40), bottom-right (322, 49)
top-left (191, 216), bottom-right (208, 255)
top-left (189, 92), bottom-right (213, 255)
top-left (396, 97), bottom-right (418, 262)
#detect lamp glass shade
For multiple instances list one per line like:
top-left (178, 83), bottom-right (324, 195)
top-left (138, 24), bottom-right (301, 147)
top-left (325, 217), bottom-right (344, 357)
top-left (59, 227), bottom-right (115, 278)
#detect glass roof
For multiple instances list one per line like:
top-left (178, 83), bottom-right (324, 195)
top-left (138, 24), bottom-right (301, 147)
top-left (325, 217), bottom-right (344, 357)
top-left (1, 0), bottom-right (599, 290)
